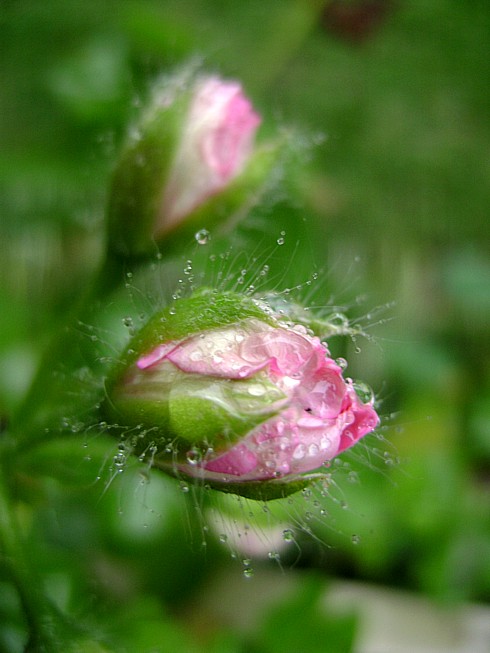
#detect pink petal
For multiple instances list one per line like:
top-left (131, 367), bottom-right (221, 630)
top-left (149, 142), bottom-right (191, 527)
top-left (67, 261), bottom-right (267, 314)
top-left (204, 442), bottom-right (258, 476)
top-left (137, 342), bottom-right (178, 369)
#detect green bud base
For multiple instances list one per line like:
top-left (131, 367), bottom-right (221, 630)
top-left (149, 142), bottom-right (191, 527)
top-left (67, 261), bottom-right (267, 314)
top-left (155, 463), bottom-right (328, 501)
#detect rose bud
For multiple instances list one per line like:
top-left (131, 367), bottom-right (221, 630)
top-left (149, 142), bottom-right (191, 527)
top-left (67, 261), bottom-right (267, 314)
top-left (104, 291), bottom-right (379, 500)
top-left (107, 72), bottom-right (266, 258)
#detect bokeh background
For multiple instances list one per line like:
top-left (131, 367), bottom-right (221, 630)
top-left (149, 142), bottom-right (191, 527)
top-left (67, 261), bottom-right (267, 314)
top-left (1, 1), bottom-right (489, 651)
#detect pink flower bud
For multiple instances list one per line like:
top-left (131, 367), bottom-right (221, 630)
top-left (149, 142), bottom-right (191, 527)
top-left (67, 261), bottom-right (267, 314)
top-left (158, 77), bottom-right (261, 235)
top-left (138, 321), bottom-right (378, 481)
top-left (107, 74), bottom-right (262, 258)
top-left (106, 291), bottom-right (379, 499)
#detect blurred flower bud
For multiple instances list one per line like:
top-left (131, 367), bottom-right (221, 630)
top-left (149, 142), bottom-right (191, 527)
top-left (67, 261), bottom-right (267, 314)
top-left (105, 291), bottom-right (378, 500)
top-left (107, 72), bottom-right (262, 258)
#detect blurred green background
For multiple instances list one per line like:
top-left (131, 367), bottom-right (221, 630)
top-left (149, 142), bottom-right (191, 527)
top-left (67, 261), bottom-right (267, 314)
top-left (1, 1), bottom-right (489, 651)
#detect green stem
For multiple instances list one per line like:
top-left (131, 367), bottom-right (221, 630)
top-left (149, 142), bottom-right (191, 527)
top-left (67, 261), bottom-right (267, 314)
top-left (9, 250), bottom-right (132, 452)
top-left (0, 452), bottom-right (62, 651)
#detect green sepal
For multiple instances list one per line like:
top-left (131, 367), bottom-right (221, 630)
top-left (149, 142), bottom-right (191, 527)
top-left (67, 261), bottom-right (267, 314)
top-left (154, 464), bottom-right (328, 501)
top-left (116, 289), bottom-right (278, 371)
top-left (167, 373), bottom-right (286, 451)
top-left (106, 86), bottom-right (190, 258)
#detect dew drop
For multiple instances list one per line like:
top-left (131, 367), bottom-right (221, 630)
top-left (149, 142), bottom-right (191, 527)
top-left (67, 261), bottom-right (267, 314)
top-left (219, 534), bottom-right (228, 544)
top-left (352, 381), bottom-right (374, 404)
top-left (335, 357), bottom-right (348, 371)
top-left (292, 444), bottom-right (306, 460)
top-left (329, 313), bottom-right (349, 330)
top-left (383, 451), bottom-right (394, 465)
top-left (277, 237), bottom-right (284, 245)
top-left (243, 567), bottom-right (254, 578)
top-left (282, 528), bottom-right (294, 542)
top-left (195, 229), bottom-right (210, 245)
top-left (308, 443), bottom-right (319, 457)
top-left (351, 534), bottom-right (361, 545)
top-left (347, 471), bottom-right (359, 484)
top-left (113, 446), bottom-right (126, 471)
top-left (248, 383), bottom-right (266, 397)
top-left (186, 448), bottom-right (202, 466)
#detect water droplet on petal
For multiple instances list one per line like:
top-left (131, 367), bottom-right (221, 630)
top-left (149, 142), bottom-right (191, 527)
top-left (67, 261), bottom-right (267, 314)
top-left (292, 443), bottom-right (306, 460)
top-left (308, 443), bottom-right (319, 457)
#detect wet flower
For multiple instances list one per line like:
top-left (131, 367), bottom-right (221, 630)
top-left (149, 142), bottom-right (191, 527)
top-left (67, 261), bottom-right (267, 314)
top-left (107, 72), bottom-right (262, 258)
top-left (105, 291), bottom-right (378, 500)
top-left (159, 76), bottom-right (261, 232)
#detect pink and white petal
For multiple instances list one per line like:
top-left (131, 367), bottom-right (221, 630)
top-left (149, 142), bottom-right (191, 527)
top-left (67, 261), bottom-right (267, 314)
top-left (137, 342), bottom-right (179, 370)
top-left (204, 442), bottom-right (259, 476)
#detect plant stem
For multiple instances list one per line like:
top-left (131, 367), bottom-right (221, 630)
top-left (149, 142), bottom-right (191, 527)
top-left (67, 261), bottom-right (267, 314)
top-left (9, 250), bottom-right (131, 452)
top-left (0, 451), bottom-right (62, 651)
